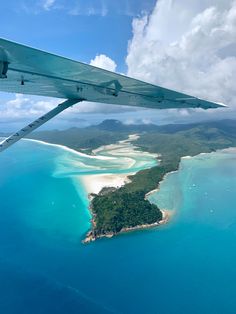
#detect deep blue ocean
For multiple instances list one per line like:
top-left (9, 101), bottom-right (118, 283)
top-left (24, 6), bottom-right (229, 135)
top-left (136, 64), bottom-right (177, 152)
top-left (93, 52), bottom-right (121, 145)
top-left (1, 140), bottom-right (236, 314)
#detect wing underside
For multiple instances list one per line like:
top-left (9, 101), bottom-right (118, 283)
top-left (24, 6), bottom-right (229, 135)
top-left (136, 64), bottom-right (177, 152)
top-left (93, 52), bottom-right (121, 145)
top-left (0, 38), bottom-right (224, 110)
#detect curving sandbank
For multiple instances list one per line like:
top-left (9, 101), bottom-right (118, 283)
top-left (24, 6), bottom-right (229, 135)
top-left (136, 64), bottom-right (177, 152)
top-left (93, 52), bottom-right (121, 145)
top-left (25, 138), bottom-right (113, 160)
top-left (26, 136), bottom-right (169, 242)
top-left (77, 134), bottom-right (159, 197)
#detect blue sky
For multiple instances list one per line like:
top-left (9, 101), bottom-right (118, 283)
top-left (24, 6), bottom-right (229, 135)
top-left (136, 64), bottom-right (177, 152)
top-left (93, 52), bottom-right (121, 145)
top-left (0, 0), bottom-right (159, 130)
top-left (0, 0), bottom-right (235, 131)
top-left (1, 0), bottom-right (155, 72)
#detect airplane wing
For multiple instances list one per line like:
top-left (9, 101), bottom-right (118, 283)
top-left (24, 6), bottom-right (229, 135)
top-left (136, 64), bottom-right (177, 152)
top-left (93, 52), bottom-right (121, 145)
top-left (0, 38), bottom-right (226, 153)
top-left (0, 38), bottom-right (225, 110)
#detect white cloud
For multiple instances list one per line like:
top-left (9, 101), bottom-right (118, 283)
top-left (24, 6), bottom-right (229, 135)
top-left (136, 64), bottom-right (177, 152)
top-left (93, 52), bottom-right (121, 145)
top-left (0, 93), bottom-right (140, 132)
top-left (42, 0), bottom-right (56, 11)
top-left (83, 54), bottom-right (128, 115)
top-left (0, 51), bottom-right (138, 130)
top-left (126, 0), bottom-right (236, 118)
top-left (0, 53), bottom-right (119, 125)
top-left (90, 54), bottom-right (117, 72)
top-left (123, 118), bottom-right (153, 125)
top-left (0, 94), bottom-right (58, 123)
top-left (3, 1), bottom-right (236, 130)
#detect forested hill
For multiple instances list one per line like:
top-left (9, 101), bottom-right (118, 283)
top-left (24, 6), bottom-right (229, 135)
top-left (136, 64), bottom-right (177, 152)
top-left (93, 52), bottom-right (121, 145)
top-left (93, 118), bottom-right (236, 135)
top-left (88, 119), bottom-right (236, 238)
top-left (20, 119), bottom-right (236, 239)
top-left (27, 119), bottom-right (236, 154)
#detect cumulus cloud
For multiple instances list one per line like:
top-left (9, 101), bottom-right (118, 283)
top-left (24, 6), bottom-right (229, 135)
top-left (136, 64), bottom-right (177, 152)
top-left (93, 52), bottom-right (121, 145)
top-left (0, 53), bottom-right (124, 128)
top-left (0, 94), bottom-right (139, 131)
top-left (3, 0), bottom-right (236, 130)
top-left (126, 0), bottom-right (236, 119)
top-left (90, 54), bottom-right (117, 72)
top-left (79, 54), bottom-right (141, 114)
top-left (0, 94), bottom-right (58, 123)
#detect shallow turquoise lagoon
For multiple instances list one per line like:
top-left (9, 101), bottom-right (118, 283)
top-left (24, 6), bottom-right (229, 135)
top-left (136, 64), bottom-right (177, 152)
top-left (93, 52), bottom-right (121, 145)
top-left (0, 140), bottom-right (236, 313)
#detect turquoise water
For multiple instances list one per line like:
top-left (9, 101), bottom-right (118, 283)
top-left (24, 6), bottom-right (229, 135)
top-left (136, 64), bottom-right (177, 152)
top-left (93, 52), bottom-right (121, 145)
top-left (0, 140), bottom-right (236, 313)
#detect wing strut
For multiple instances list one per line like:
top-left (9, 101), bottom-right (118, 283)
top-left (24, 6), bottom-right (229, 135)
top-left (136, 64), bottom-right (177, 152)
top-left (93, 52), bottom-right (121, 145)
top-left (0, 99), bottom-right (82, 153)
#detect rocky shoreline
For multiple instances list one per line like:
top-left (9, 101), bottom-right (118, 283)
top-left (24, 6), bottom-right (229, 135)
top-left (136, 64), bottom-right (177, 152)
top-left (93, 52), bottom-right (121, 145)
top-left (82, 208), bottom-right (170, 244)
top-left (82, 155), bottom-right (180, 244)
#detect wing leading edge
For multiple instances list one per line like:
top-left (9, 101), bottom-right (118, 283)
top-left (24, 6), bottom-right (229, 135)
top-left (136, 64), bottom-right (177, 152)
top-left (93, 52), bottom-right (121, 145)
top-left (0, 38), bottom-right (225, 110)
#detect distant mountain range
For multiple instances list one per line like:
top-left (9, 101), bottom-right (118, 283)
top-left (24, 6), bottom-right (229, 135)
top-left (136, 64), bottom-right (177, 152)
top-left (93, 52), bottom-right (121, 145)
top-left (2, 118), bottom-right (236, 240)
top-left (81, 118), bottom-right (236, 239)
top-left (1, 119), bottom-right (236, 154)
top-left (1, 118), bottom-right (236, 136)
top-left (94, 118), bottom-right (236, 134)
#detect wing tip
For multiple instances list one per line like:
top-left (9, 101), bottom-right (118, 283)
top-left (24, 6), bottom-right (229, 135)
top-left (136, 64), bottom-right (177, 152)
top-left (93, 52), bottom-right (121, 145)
top-left (214, 102), bottom-right (227, 108)
top-left (198, 99), bottom-right (228, 110)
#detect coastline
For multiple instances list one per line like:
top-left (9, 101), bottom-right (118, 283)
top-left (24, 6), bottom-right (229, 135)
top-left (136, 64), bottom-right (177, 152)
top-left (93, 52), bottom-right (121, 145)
top-left (83, 209), bottom-right (171, 243)
top-left (25, 137), bottom-right (236, 243)
top-left (26, 136), bottom-right (191, 244)
top-left (25, 138), bottom-right (113, 161)
top-left (78, 133), bottom-right (158, 197)
top-left (80, 173), bottom-right (133, 196)
top-left (82, 163), bottom-right (177, 244)
top-left (145, 169), bottom-right (179, 199)
top-left (80, 135), bottom-right (165, 243)
top-left (83, 152), bottom-right (198, 243)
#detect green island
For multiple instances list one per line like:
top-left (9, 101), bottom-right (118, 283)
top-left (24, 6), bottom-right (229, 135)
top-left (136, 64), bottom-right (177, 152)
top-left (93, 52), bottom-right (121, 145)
top-left (29, 119), bottom-right (236, 242)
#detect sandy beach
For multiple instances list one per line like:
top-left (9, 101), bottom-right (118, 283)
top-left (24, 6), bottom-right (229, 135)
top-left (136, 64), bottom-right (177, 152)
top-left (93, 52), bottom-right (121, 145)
top-left (25, 138), bottom-right (113, 160)
top-left (79, 134), bottom-right (158, 197)
top-left (27, 135), bottom-right (171, 243)
top-left (25, 136), bottom-right (159, 198)
top-left (80, 173), bottom-right (133, 195)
